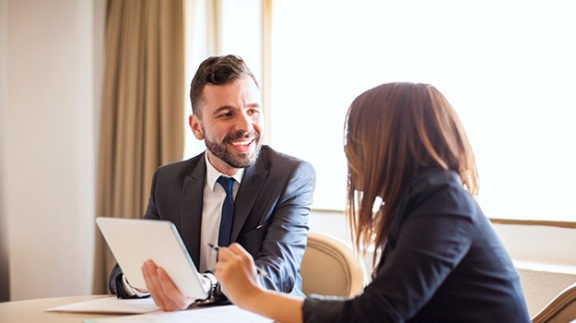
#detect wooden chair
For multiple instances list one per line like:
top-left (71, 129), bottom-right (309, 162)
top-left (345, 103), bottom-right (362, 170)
top-left (532, 282), bottom-right (576, 323)
top-left (300, 231), bottom-right (368, 297)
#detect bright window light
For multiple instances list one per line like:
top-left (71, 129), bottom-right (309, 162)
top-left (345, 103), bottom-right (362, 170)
top-left (186, 0), bottom-right (576, 222)
top-left (269, 0), bottom-right (576, 222)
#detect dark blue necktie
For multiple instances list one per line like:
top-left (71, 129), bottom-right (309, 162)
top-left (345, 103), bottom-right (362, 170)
top-left (217, 176), bottom-right (235, 246)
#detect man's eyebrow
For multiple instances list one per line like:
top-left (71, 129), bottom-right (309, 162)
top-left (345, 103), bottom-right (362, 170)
top-left (212, 103), bottom-right (260, 115)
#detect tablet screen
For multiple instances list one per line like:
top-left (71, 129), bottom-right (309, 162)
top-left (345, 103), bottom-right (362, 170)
top-left (96, 217), bottom-right (209, 300)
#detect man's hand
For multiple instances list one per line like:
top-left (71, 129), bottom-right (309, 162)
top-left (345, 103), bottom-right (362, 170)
top-left (141, 259), bottom-right (193, 311)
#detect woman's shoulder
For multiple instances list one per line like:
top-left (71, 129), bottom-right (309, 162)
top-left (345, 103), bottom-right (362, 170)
top-left (400, 168), bottom-right (481, 221)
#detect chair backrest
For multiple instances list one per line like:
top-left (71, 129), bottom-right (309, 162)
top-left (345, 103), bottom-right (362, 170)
top-left (300, 231), bottom-right (368, 297)
top-left (531, 282), bottom-right (576, 323)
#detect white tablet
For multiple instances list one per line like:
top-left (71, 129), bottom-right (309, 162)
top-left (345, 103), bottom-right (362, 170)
top-left (96, 217), bottom-right (209, 300)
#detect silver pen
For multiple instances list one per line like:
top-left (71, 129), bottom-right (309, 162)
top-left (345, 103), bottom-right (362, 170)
top-left (208, 243), bottom-right (269, 278)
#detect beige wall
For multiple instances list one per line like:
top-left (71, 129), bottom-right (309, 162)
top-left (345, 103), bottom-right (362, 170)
top-left (494, 224), bottom-right (576, 317)
top-left (0, 0), bottom-right (104, 301)
top-left (0, 0), bottom-right (8, 303)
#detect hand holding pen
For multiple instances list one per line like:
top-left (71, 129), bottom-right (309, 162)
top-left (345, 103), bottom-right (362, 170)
top-left (208, 243), bottom-right (269, 278)
top-left (211, 242), bottom-right (267, 308)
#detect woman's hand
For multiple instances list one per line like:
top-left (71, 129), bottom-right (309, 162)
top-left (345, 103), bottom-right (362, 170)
top-left (215, 243), bottom-right (304, 323)
top-left (214, 243), bottom-right (263, 309)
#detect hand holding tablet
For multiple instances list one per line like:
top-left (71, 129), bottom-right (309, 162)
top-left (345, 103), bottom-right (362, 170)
top-left (96, 217), bottom-right (209, 301)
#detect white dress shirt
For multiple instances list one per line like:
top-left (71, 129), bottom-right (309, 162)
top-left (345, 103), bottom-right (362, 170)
top-left (122, 153), bottom-right (244, 298)
top-left (199, 153), bottom-right (243, 273)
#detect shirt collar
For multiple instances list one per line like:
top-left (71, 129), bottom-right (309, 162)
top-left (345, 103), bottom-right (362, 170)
top-left (205, 153), bottom-right (244, 191)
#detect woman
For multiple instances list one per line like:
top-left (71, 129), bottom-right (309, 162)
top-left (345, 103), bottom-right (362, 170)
top-left (215, 82), bottom-right (530, 322)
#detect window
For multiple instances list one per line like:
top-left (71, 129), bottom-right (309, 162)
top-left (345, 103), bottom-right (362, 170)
top-left (188, 0), bottom-right (576, 222)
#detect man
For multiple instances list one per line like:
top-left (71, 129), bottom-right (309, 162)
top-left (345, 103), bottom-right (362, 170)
top-left (108, 55), bottom-right (316, 311)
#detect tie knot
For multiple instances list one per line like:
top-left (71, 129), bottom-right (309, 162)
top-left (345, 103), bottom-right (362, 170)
top-left (217, 176), bottom-right (234, 195)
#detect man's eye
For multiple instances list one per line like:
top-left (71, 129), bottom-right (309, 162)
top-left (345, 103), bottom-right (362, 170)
top-left (248, 108), bottom-right (261, 116)
top-left (218, 111), bottom-right (233, 118)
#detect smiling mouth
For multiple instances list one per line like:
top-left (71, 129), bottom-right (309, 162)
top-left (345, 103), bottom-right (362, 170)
top-left (225, 130), bottom-right (259, 150)
top-left (227, 138), bottom-right (256, 153)
top-left (230, 138), bottom-right (254, 147)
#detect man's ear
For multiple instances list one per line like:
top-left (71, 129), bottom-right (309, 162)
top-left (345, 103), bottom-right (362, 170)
top-left (189, 114), bottom-right (204, 140)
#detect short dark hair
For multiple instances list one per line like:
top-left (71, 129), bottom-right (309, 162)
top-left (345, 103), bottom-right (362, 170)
top-left (189, 55), bottom-right (259, 116)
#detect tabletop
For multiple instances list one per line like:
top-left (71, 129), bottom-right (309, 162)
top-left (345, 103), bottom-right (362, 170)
top-left (0, 294), bottom-right (121, 323)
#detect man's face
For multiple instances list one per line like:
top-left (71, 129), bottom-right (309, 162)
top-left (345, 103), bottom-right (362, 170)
top-left (189, 77), bottom-right (263, 175)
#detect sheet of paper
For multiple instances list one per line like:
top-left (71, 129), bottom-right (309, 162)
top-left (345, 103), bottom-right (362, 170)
top-left (82, 304), bottom-right (272, 323)
top-left (46, 296), bottom-right (160, 314)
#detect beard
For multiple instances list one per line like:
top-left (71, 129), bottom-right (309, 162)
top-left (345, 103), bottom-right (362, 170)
top-left (204, 130), bottom-right (262, 168)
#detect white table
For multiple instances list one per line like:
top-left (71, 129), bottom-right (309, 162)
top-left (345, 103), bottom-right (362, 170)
top-left (0, 294), bottom-right (119, 323)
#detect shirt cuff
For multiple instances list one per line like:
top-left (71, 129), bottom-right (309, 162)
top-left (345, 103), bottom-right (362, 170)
top-left (121, 275), bottom-right (150, 298)
top-left (199, 272), bottom-right (217, 298)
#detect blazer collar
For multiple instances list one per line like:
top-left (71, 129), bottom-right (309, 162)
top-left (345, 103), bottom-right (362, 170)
top-left (180, 148), bottom-right (270, 265)
top-left (181, 154), bottom-right (206, 268)
top-left (231, 148), bottom-right (269, 242)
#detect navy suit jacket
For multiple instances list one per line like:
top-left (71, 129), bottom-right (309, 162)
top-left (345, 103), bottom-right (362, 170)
top-left (303, 169), bottom-right (530, 322)
top-left (110, 145), bottom-right (316, 296)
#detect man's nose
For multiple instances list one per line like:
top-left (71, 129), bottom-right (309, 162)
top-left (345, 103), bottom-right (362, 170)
top-left (233, 111), bottom-right (254, 132)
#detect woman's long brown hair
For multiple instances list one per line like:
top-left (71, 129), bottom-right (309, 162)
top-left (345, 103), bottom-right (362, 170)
top-left (344, 82), bottom-right (478, 260)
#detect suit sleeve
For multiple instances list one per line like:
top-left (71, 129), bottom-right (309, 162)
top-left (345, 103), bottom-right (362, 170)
top-left (255, 160), bottom-right (316, 294)
top-left (143, 169), bottom-right (161, 220)
top-left (108, 169), bottom-right (161, 297)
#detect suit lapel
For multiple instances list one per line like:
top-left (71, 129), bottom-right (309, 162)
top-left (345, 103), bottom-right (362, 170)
top-left (181, 156), bottom-right (206, 268)
top-left (231, 152), bottom-right (269, 242)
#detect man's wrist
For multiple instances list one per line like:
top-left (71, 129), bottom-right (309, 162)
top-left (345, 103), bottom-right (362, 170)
top-left (199, 273), bottom-right (217, 299)
top-left (201, 272), bottom-right (229, 304)
top-left (117, 274), bottom-right (150, 298)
